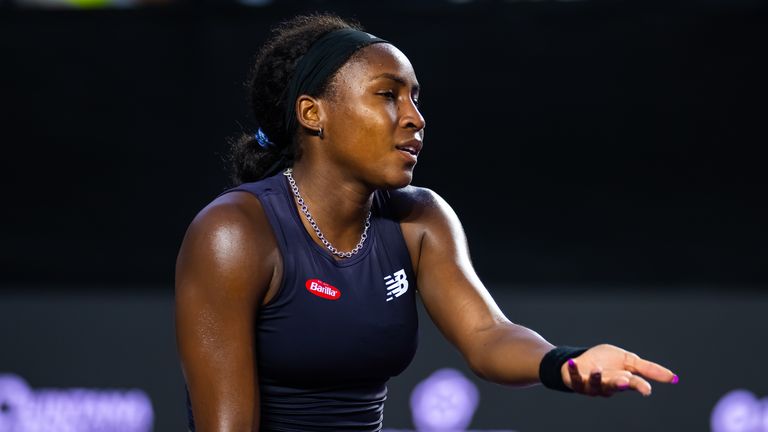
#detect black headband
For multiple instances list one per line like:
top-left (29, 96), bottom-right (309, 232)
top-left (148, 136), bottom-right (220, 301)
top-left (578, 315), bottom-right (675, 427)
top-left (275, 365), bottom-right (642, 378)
top-left (283, 28), bottom-right (388, 136)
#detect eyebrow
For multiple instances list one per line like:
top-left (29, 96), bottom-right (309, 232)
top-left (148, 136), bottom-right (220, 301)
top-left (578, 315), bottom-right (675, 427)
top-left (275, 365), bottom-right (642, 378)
top-left (371, 73), bottom-right (420, 92)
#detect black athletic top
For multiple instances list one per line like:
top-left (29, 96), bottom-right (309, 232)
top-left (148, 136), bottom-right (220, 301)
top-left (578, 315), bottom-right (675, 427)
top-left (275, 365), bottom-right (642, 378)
top-left (187, 171), bottom-right (419, 431)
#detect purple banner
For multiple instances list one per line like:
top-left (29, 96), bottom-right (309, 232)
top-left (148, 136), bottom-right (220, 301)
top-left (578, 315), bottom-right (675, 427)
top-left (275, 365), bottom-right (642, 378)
top-left (0, 373), bottom-right (153, 432)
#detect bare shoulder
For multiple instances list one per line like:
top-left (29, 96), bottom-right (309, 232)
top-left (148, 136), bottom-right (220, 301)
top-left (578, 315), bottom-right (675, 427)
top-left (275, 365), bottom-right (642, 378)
top-left (176, 190), bottom-right (278, 304)
top-left (388, 185), bottom-right (458, 226)
top-left (388, 185), bottom-right (445, 219)
top-left (387, 186), bottom-right (464, 274)
top-left (186, 191), bottom-right (272, 244)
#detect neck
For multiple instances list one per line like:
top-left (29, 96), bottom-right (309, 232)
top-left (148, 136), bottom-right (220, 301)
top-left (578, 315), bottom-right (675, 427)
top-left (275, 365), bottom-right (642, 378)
top-left (287, 161), bottom-right (374, 253)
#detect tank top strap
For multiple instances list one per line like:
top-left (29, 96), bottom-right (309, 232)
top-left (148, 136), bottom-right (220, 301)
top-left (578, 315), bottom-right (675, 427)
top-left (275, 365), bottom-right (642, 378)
top-left (371, 189), bottom-right (415, 278)
top-left (219, 172), bottom-right (304, 266)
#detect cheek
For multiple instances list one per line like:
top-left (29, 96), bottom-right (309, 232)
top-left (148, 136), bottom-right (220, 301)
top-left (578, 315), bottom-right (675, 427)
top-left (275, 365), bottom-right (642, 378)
top-left (341, 104), bottom-right (393, 141)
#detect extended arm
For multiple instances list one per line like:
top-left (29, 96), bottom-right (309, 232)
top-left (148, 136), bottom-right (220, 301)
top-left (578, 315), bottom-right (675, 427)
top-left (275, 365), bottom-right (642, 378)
top-left (399, 187), bottom-right (677, 395)
top-left (402, 188), bottom-right (551, 385)
top-left (175, 192), bottom-right (279, 431)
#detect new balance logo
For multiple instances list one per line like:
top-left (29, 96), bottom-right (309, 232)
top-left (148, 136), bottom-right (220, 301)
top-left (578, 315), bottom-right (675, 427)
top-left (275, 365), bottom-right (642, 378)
top-left (384, 269), bottom-right (409, 302)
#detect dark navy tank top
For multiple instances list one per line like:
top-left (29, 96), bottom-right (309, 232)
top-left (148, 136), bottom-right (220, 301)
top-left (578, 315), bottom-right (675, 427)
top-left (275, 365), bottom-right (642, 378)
top-left (187, 171), bottom-right (419, 432)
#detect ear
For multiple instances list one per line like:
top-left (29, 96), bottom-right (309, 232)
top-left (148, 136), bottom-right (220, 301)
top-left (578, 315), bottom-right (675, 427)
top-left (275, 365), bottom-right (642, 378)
top-left (295, 95), bottom-right (324, 135)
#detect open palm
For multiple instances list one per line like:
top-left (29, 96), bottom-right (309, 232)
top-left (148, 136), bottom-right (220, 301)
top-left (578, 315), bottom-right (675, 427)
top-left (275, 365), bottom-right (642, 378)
top-left (562, 344), bottom-right (679, 397)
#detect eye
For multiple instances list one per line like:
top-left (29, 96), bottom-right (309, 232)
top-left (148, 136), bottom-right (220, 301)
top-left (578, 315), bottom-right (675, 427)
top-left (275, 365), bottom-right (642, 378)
top-left (412, 97), bottom-right (420, 107)
top-left (377, 90), bottom-right (396, 100)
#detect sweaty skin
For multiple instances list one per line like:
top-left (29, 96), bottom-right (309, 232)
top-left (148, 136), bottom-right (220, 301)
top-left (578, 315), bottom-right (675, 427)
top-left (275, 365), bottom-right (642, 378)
top-left (175, 43), bottom-right (677, 432)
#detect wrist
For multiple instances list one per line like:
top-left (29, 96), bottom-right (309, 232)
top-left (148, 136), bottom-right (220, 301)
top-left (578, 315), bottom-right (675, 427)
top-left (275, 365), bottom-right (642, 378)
top-left (539, 346), bottom-right (589, 392)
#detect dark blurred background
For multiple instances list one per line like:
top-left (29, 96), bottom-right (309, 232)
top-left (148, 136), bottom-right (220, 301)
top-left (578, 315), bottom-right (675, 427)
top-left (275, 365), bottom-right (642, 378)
top-left (1, 0), bottom-right (766, 430)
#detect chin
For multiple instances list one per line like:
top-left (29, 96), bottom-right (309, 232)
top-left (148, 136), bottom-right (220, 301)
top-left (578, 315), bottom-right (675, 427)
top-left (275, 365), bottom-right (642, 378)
top-left (382, 168), bottom-right (414, 190)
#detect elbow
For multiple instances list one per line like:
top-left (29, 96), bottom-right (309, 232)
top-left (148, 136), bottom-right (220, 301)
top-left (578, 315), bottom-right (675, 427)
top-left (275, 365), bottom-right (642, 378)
top-left (464, 348), bottom-right (493, 382)
top-left (462, 343), bottom-right (536, 388)
top-left (193, 418), bottom-right (258, 432)
top-left (187, 400), bottom-right (258, 432)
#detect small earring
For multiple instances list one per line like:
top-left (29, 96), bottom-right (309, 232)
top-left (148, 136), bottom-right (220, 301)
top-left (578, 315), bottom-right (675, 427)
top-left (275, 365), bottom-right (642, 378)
top-left (317, 127), bottom-right (324, 139)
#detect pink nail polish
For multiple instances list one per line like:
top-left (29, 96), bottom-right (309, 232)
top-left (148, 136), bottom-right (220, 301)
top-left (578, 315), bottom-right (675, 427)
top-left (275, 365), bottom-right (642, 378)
top-left (568, 358), bottom-right (576, 367)
top-left (671, 374), bottom-right (679, 384)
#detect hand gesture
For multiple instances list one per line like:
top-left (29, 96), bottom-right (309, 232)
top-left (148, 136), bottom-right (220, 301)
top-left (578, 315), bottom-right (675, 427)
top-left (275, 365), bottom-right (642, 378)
top-left (562, 344), bottom-right (678, 397)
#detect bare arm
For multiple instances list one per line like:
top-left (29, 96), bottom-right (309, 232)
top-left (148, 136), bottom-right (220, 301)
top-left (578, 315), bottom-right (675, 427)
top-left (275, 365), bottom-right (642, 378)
top-left (175, 192), bottom-right (280, 431)
top-left (398, 188), bottom-right (677, 394)
top-left (399, 187), bottom-right (552, 386)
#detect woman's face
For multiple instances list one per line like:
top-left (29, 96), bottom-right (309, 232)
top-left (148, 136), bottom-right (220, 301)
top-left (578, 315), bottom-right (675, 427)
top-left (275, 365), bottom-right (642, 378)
top-left (321, 43), bottom-right (425, 189)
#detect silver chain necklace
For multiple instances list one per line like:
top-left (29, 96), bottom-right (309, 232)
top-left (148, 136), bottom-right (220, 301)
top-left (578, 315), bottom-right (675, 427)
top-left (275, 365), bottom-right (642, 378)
top-left (283, 168), bottom-right (371, 259)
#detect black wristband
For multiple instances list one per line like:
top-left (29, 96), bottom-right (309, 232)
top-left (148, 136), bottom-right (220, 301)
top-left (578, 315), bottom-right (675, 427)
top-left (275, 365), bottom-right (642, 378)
top-left (539, 346), bottom-right (590, 392)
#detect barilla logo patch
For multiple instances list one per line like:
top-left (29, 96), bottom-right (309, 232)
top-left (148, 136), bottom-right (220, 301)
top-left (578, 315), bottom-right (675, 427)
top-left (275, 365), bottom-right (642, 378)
top-left (305, 279), bottom-right (341, 300)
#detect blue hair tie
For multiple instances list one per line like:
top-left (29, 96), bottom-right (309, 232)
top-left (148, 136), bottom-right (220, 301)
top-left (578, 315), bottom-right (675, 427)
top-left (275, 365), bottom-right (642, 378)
top-left (255, 128), bottom-right (274, 148)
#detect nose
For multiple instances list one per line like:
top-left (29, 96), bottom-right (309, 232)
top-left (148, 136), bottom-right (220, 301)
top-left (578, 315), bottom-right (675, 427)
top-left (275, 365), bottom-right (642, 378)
top-left (401, 99), bottom-right (426, 132)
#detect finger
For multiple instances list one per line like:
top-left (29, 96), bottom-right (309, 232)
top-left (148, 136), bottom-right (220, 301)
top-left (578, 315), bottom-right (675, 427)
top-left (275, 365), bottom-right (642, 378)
top-left (605, 371), bottom-right (633, 394)
top-left (624, 352), bottom-right (679, 384)
top-left (589, 369), bottom-right (634, 398)
top-left (588, 368), bottom-right (603, 396)
top-left (614, 373), bottom-right (632, 391)
top-left (594, 370), bottom-right (651, 397)
top-left (627, 374), bottom-right (653, 397)
top-left (567, 358), bottom-right (585, 393)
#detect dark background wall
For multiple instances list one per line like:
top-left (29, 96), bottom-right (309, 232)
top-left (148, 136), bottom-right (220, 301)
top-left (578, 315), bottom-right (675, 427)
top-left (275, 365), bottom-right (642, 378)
top-left (1, 1), bottom-right (766, 431)
top-left (2, 1), bottom-right (766, 286)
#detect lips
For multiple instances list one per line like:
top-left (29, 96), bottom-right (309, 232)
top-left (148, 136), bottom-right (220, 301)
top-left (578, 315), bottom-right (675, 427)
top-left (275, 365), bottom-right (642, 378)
top-left (396, 139), bottom-right (423, 157)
